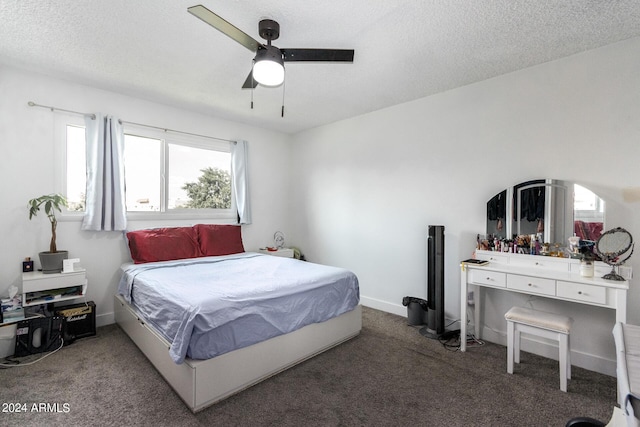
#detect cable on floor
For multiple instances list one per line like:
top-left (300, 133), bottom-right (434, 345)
top-left (0, 338), bottom-right (64, 368)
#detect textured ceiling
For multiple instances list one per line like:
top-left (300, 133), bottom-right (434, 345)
top-left (2, 1), bottom-right (640, 134)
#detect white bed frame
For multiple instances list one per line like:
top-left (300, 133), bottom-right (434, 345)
top-left (114, 294), bottom-right (362, 413)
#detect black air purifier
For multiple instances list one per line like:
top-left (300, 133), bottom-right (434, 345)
top-left (420, 225), bottom-right (445, 339)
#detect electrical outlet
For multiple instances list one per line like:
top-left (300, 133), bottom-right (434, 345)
top-left (467, 291), bottom-right (474, 306)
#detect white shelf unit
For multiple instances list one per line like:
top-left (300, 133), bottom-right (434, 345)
top-left (258, 248), bottom-right (294, 258)
top-left (22, 269), bottom-right (88, 307)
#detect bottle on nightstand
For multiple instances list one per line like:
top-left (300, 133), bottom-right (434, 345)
top-left (22, 257), bottom-right (34, 272)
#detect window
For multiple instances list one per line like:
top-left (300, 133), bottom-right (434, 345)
top-left (574, 184), bottom-right (604, 213)
top-left (65, 125), bottom-right (87, 212)
top-left (124, 134), bottom-right (162, 212)
top-left (573, 183), bottom-right (604, 223)
top-left (167, 141), bottom-right (232, 210)
top-left (63, 121), bottom-right (234, 219)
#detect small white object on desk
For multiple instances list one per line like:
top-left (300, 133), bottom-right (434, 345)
top-left (63, 258), bottom-right (80, 273)
top-left (259, 248), bottom-right (294, 258)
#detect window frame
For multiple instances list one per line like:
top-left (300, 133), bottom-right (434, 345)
top-left (56, 116), bottom-right (237, 222)
top-left (55, 114), bottom-right (85, 220)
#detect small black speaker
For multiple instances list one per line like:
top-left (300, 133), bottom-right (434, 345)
top-left (55, 301), bottom-right (96, 344)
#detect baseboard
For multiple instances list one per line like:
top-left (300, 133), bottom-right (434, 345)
top-left (360, 296), bottom-right (459, 328)
top-left (360, 296), bottom-right (406, 317)
top-left (96, 311), bottom-right (115, 328)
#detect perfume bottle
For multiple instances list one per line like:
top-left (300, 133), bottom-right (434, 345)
top-left (22, 257), bottom-right (34, 272)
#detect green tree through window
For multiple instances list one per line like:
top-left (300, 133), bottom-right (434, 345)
top-left (182, 167), bottom-right (232, 209)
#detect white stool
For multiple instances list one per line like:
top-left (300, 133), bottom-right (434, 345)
top-left (504, 306), bottom-right (573, 392)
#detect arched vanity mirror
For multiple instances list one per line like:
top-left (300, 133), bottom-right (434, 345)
top-left (486, 179), bottom-right (605, 250)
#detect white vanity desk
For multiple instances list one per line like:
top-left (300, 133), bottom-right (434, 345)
top-left (459, 250), bottom-right (630, 352)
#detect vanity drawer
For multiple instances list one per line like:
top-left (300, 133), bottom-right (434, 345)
top-left (509, 256), bottom-right (570, 272)
top-left (507, 274), bottom-right (556, 296)
top-left (557, 281), bottom-right (606, 305)
top-left (475, 252), bottom-right (509, 265)
top-left (469, 269), bottom-right (506, 288)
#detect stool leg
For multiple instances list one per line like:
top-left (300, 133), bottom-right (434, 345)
top-left (507, 320), bottom-right (514, 374)
top-left (514, 329), bottom-right (521, 364)
top-left (567, 334), bottom-right (571, 380)
top-left (559, 333), bottom-right (568, 392)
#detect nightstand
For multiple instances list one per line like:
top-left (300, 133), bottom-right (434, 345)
top-left (22, 269), bottom-right (88, 307)
top-left (0, 269), bottom-right (89, 358)
top-left (259, 248), bottom-right (295, 258)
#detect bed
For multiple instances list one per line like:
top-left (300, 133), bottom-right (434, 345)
top-left (114, 224), bottom-right (361, 412)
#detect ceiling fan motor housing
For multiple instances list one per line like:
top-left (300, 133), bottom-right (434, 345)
top-left (255, 45), bottom-right (284, 67)
top-left (259, 19), bottom-right (280, 41)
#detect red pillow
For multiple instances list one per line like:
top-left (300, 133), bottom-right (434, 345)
top-left (195, 224), bottom-right (245, 256)
top-left (126, 227), bottom-right (202, 264)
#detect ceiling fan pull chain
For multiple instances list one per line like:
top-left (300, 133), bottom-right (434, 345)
top-left (251, 62), bottom-right (255, 109)
top-left (281, 76), bottom-right (286, 118)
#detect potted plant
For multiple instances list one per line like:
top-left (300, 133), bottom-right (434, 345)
top-left (28, 193), bottom-right (69, 273)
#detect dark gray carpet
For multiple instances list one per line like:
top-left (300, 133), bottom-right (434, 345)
top-left (0, 307), bottom-right (616, 426)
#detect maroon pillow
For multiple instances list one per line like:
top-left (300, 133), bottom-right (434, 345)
top-left (195, 224), bottom-right (245, 256)
top-left (126, 227), bottom-right (202, 264)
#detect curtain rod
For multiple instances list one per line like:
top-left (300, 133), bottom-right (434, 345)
top-left (27, 101), bottom-right (235, 143)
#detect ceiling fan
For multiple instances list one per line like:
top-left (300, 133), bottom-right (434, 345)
top-left (187, 5), bottom-right (355, 89)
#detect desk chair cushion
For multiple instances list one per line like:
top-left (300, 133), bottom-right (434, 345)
top-left (505, 306), bottom-right (573, 333)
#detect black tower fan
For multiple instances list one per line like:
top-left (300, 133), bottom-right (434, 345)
top-left (420, 225), bottom-right (445, 339)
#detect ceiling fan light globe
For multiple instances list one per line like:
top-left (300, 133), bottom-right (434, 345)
top-left (253, 60), bottom-right (284, 87)
top-left (253, 46), bottom-right (285, 87)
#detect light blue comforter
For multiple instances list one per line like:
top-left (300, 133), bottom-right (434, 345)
top-left (117, 253), bottom-right (359, 364)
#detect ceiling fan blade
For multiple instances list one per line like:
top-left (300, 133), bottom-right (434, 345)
top-left (187, 5), bottom-right (261, 52)
top-left (281, 49), bottom-right (354, 62)
top-left (241, 70), bottom-right (259, 89)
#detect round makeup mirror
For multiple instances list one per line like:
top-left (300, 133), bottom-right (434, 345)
top-left (595, 227), bottom-right (634, 281)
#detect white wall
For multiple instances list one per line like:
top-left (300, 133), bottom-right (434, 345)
top-left (289, 37), bottom-right (640, 375)
top-left (0, 65), bottom-right (292, 326)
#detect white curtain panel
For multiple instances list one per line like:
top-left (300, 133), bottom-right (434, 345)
top-left (231, 140), bottom-right (252, 224)
top-left (81, 113), bottom-right (127, 231)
